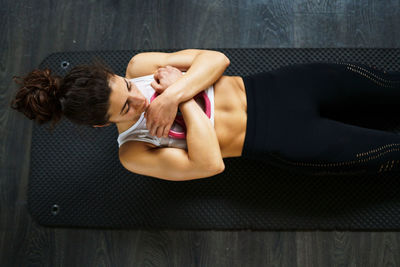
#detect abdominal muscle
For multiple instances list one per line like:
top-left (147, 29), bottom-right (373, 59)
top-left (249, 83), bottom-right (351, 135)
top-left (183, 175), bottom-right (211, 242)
top-left (213, 76), bottom-right (247, 158)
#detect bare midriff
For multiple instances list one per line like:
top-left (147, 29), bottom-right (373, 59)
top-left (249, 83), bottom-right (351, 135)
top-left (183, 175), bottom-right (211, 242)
top-left (118, 75), bottom-right (248, 158)
top-left (213, 76), bottom-right (247, 158)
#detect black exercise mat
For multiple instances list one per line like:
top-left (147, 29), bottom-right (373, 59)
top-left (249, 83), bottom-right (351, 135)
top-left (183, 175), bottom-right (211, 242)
top-left (28, 48), bottom-right (400, 230)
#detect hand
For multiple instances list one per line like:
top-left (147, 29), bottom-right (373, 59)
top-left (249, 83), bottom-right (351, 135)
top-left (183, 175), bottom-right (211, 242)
top-left (151, 65), bottom-right (183, 94)
top-left (144, 92), bottom-right (179, 138)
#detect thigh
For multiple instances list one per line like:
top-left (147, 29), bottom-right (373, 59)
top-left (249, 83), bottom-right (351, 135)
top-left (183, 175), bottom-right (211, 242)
top-left (311, 62), bottom-right (400, 114)
top-left (268, 116), bottom-right (400, 174)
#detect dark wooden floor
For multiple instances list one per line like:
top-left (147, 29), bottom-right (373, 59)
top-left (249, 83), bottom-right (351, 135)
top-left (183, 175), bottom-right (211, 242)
top-left (2, 0), bottom-right (400, 266)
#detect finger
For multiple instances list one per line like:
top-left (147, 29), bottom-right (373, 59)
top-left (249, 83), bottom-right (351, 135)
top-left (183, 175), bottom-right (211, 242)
top-left (157, 68), bottom-right (166, 76)
top-left (158, 70), bottom-right (165, 79)
top-left (150, 124), bottom-right (158, 136)
top-left (151, 80), bottom-right (161, 88)
top-left (151, 82), bottom-right (164, 93)
top-left (160, 126), bottom-right (166, 138)
top-left (163, 125), bottom-right (170, 138)
top-left (153, 126), bottom-right (160, 137)
top-left (156, 127), bottom-right (164, 138)
top-left (151, 81), bottom-right (162, 90)
top-left (153, 71), bottom-right (159, 82)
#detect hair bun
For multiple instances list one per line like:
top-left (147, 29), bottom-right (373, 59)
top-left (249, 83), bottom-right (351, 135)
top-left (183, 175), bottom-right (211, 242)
top-left (43, 69), bottom-right (63, 99)
top-left (10, 68), bottom-right (64, 129)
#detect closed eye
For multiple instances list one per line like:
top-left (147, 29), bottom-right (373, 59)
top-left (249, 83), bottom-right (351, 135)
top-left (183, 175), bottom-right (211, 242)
top-left (124, 79), bottom-right (131, 115)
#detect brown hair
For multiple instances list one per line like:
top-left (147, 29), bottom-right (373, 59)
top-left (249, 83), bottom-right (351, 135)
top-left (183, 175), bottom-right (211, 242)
top-left (10, 58), bottom-right (115, 131)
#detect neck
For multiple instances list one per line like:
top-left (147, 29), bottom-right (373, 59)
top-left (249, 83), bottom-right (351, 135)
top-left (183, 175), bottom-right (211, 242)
top-left (116, 112), bottom-right (143, 134)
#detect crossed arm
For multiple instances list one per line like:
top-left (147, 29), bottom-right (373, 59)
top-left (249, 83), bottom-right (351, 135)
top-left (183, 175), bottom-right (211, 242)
top-left (121, 49), bottom-right (230, 181)
top-left (126, 49), bottom-right (230, 140)
top-left (126, 49), bottom-right (230, 107)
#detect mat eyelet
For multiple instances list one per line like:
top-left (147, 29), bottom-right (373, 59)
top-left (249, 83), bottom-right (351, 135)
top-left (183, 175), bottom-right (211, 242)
top-left (60, 61), bottom-right (70, 70)
top-left (51, 204), bottom-right (60, 216)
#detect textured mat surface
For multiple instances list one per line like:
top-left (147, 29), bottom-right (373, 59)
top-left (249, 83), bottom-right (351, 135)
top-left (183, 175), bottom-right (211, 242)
top-left (28, 48), bottom-right (400, 230)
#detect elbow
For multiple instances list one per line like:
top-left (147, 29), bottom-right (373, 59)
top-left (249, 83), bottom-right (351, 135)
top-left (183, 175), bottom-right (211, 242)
top-left (219, 52), bottom-right (230, 67)
top-left (205, 50), bottom-right (230, 67)
top-left (216, 163), bottom-right (225, 175)
top-left (195, 163), bottom-right (225, 180)
top-left (198, 160), bottom-right (225, 178)
top-left (211, 161), bottom-right (225, 176)
top-left (170, 162), bottom-right (225, 181)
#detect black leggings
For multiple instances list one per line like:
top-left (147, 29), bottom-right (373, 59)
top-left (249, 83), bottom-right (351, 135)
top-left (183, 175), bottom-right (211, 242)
top-left (241, 62), bottom-right (400, 175)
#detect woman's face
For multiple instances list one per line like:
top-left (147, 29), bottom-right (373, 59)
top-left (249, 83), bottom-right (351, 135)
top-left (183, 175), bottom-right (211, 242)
top-left (107, 74), bottom-right (149, 124)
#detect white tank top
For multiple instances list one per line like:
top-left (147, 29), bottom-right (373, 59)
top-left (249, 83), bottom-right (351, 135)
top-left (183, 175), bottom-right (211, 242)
top-left (117, 73), bottom-right (215, 150)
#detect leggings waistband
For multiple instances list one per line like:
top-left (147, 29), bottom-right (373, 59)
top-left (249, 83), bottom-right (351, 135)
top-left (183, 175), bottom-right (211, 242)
top-left (242, 72), bottom-right (273, 159)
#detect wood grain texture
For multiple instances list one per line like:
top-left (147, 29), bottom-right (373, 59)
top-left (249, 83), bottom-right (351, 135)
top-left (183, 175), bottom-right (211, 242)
top-left (2, 0), bottom-right (400, 266)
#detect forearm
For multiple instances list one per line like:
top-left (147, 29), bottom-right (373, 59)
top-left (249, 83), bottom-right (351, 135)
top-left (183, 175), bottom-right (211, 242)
top-left (179, 99), bottom-right (224, 170)
top-left (163, 51), bottom-right (230, 103)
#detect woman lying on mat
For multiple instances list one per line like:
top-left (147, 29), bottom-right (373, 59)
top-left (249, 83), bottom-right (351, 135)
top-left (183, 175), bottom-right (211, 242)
top-left (10, 49), bottom-right (400, 180)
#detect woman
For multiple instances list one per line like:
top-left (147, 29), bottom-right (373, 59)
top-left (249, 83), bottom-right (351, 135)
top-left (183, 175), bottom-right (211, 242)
top-left (10, 49), bottom-right (400, 181)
